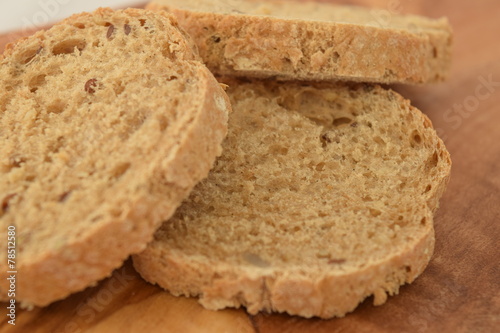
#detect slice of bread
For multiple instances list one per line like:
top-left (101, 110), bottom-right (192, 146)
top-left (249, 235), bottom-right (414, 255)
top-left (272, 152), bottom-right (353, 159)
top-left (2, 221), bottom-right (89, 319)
top-left (133, 79), bottom-right (451, 318)
top-left (146, 0), bottom-right (452, 84)
top-left (0, 8), bottom-right (230, 308)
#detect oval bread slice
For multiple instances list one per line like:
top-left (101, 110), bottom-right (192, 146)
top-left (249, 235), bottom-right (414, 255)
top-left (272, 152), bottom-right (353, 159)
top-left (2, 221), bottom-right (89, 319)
top-left (0, 8), bottom-right (230, 307)
top-left (147, 0), bottom-right (452, 84)
top-left (133, 79), bottom-right (451, 318)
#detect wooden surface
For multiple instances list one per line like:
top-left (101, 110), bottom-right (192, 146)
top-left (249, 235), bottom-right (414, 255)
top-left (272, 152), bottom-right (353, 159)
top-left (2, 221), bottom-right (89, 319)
top-left (1, 1), bottom-right (499, 332)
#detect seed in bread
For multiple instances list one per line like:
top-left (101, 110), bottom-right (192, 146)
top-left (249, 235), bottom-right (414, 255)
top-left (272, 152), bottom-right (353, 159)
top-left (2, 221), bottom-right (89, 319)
top-left (133, 79), bottom-right (451, 319)
top-left (0, 8), bottom-right (230, 308)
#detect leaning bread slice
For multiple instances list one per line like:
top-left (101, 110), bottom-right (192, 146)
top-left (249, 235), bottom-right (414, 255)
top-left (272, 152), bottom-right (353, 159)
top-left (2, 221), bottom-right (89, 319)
top-left (133, 79), bottom-right (451, 318)
top-left (0, 8), bottom-right (230, 308)
top-left (147, 0), bottom-right (452, 84)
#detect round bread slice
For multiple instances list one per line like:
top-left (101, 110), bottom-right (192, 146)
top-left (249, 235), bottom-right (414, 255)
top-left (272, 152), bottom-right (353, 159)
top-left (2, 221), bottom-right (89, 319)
top-left (147, 0), bottom-right (452, 84)
top-left (133, 79), bottom-right (451, 318)
top-left (0, 8), bottom-right (230, 308)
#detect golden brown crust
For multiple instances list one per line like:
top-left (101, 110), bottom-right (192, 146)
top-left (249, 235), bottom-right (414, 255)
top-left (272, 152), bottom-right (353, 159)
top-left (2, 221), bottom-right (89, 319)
top-left (0, 8), bottom-right (229, 307)
top-left (147, 0), bottom-right (452, 84)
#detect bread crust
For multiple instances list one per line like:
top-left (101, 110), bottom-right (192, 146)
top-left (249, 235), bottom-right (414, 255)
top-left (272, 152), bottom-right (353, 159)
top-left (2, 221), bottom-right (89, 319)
top-left (133, 81), bottom-right (451, 318)
top-left (0, 8), bottom-right (229, 307)
top-left (134, 216), bottom-right (434, 318)
top-left (147, 0), bottom-right (452, 84)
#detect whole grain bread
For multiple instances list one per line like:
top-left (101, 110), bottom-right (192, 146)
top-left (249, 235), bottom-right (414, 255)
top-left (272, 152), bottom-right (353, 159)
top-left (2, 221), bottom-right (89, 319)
top-left (0, 8), bottom-right (230, 308)
top-left (147, 0), bottom-right (452, 84)
top-left (133, 79), bottom-right (451, 318)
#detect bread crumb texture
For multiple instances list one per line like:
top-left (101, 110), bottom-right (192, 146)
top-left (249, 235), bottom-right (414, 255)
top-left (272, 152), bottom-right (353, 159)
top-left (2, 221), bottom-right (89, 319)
top-left (133, 79), bottom-right (451, 318)
top-left (0, 8), bottom-right (229, 307)
top-left (147, 0), bottom-right (452, 84)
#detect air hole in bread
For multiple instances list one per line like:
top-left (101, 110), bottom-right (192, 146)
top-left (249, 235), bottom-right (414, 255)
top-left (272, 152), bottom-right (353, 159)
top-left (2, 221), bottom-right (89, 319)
top-left (20, 46), bottom-right (42, 64)
top-left (420, 217), bottom-right (427, 225)
top-left (430, 152), bottom-right (439, 167)
top-left (1, 194), bottom-right (17, 213)
top-left (412, 130), bottom-right (422, 144)
top-left (332, 51), bottom-right (340, 63)
top-left (47, 100), bottom-right (66, 114)
top-left (157, 114), bottom-right (169, 131)
top-left (333, 117), bottom-right (352, 127)
top-left (373, 136), bottom-right (385, 145)
top-left (110, 207), bottom-right (123, 218)
top-left (139, 19), bottom-right (147, 26)
top-left (111, 162), bottom-right (131, 179)
top-left (318, 212), bottom-right (329, 218)
top-left (112, 82), bottom-right (124, 96)
top-left (161, 44), bottom-right (175, 59)
top-left (52, 39), bottom-right (86, 55)
top-left (270, 145), bottom-right (288, 155)
top-left (328, 258), bottom-right (347, 265)
top-left (73, 23), bottom-right (85, 29)
top-left (316, 162), bottom-right (325, 171)
top-left (90, 215), bottom-right (103, 223)
top-left (370, 209), bottom-right (382, 217)
top-left (48, 136), bottom-right (65, 154)
top-left (320, 133), bottom-right (332, 147)
top-left (425, 184), bottom-right (432, 193)
top-left (29, 74), bottom-right (46, 93)
top-left (59, 191), bottom-right (72, 203)
top-left (7, 155), bottom-right (26, 171)
top-left (432, 47), bottom-right (438, 58)
top-left (1, 95), bottom-right (10, 111)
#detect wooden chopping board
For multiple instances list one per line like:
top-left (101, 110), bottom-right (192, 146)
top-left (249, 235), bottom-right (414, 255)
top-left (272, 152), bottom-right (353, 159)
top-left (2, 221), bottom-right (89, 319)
top-left (1, 1), bottom-right (499, 332)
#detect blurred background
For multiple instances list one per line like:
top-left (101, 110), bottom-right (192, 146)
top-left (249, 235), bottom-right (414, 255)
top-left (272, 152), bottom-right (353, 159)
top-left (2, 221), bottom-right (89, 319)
top-left (0, 0), bottom-right (140, 34)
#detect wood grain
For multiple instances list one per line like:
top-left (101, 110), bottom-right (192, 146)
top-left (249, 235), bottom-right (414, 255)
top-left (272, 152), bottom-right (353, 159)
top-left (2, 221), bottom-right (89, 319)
top-left (1, 1), bottom-right (499, 332)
